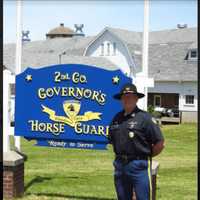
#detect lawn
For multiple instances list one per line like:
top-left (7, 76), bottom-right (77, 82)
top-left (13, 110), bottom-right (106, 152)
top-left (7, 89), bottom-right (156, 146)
top-left (13, 123), bottom-right (197, 200)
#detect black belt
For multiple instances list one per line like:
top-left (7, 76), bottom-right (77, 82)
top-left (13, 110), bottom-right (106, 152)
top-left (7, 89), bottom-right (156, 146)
top-left (115, 154), bottom-right (148, 163)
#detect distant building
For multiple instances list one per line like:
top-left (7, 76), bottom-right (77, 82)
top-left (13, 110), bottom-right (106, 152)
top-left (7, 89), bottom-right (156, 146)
top-left (46, 23), bottom-right (75, 39)
top-left (3, 24), bottom-right (197, 123)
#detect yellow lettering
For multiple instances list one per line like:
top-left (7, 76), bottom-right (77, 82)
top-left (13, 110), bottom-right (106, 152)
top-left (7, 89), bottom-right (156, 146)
top-left (76, 87), bottom-right (84, 99)
top-left (60, 123), bottom-right (65, 132)
top-left (74, 122), bottom-right (82, 134)
top-left (28, 120), bottom-right (39, 131)
top-left (82, 124), bottom-right (90, 134)
top-left (92, 90), bottom-right (99, 102)
top-left (90, 125), bottom-right (97, 134)
top-left (98, 126), bottom-right (105, 135)
top-left (98, 93), bottom-right (106, 105)
top-left (38, 123), bottom-right (46, 131)
top-left (80, 74), bottom-right (87, 83)
top-left (84, 89), bottom-right (92, 98)
top-left (46, 123), bottom-right (52, 132)
top-left (74, 123), bottom-right (108, 136)
top-left (72, 72), bottom-right (79, 83)
top-left (53, 87), bottom-right (61, 96)
top-left (28, 120), bottom-right (65, 136)
top-left (68, 87), bottom-right (75, 97)
top-left (38, 88), bottom-right (46, 99)
top-left (61, 87), bottom-right (68, 96)
top-left (38, 86), bottom-right (106, 105)
top-left (54, 71), bottom-right (61, 82)
top-left (105, 126), bottom-right (109, 136)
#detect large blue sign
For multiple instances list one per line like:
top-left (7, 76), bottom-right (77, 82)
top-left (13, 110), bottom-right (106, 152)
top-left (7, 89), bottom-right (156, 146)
top-left (15, 64), bottom-right (132, 150)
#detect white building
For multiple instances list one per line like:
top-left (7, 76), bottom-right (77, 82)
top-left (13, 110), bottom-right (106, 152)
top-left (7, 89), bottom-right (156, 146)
top-left (3, 23), bottom-right (197, 123)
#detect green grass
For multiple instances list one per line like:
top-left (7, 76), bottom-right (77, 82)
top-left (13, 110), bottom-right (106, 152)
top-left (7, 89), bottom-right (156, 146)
top-left (13, 123), bottom-right (197, 200)
top-left (155, 123), bottom-right (197, 200)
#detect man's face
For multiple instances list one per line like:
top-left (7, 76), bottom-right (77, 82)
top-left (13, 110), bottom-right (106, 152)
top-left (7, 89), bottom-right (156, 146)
top-left (121, 93), bottom-right (138, 110)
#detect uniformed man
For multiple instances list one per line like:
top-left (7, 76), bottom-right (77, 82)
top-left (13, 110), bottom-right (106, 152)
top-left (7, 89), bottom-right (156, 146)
top-left (108, 83), bottom-right (165, 200)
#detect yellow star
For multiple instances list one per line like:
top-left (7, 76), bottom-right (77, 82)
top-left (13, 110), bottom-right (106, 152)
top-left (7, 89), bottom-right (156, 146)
top-left (112, 76), bottom-right (120, 84)
top-left (25, 74), bottom-right (32, 82)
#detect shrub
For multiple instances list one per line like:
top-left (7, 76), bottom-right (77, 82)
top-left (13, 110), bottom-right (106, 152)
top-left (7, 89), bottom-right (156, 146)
top-left (151, 111), bottom-right (162, 118)
top-left (147, 105), bottom-right (154, 114)
top-left (147, 105), bottom-right (162, 119)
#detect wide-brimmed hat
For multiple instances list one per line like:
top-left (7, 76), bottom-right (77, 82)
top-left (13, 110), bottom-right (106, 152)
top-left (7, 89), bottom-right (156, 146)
top-left (113, 83), bottom-right (145, 100)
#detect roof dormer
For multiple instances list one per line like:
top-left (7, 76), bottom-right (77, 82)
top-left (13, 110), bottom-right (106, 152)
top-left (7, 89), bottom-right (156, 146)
top-left (185, 48), bottom-right (198, 61)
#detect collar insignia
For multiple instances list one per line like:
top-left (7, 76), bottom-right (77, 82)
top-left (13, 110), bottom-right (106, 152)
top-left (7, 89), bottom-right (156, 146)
top-left (131, 113), bottom-right (135, 117)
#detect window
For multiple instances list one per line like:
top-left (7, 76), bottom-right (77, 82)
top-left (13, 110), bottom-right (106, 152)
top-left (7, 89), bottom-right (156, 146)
top-left (106, 43), bottom-right (110, 56)
top-left (154, 95), bottom-right (161, 107)
top-left (113, 42), bottom-right (116, 55)
top-left (100, 43), bottom-right (104, 56)
top-left (190, 50), bottom-right (197, 58)
top-left (187, 49), bottom-right (198, 60)
top-left (185, 95), bottom-right (194, 104)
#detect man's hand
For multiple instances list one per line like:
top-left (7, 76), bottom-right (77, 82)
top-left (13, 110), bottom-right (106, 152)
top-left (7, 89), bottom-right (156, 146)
top-left (152, 140), bottom-right (165, 157)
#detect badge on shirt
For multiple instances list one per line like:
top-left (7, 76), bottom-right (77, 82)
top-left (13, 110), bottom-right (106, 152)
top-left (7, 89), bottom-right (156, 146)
top-left (129, 131), bottom-right (135, 138)
top-left (128, 121), bottom-right (137, 129)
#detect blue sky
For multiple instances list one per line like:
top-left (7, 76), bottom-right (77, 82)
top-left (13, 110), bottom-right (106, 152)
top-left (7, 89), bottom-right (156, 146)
top-left (3, 0), bottom-right (197, 43)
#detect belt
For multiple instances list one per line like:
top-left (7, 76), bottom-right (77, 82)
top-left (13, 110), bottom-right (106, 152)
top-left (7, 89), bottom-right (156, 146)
top-left (115, 154), bottom-right (148, 163)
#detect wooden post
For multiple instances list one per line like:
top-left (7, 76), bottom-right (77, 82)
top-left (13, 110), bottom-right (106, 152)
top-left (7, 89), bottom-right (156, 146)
top-left (151, 161), bottom-right (159, 200)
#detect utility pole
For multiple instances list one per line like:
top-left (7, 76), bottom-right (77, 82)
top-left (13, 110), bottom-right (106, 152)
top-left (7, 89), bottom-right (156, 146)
top-left (142, 0), bottom-right (150, 111)
top-left (15, 0), bottom-right (23, 151)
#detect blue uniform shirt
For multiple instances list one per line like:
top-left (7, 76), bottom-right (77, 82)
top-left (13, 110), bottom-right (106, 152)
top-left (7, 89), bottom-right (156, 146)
top-left (108, 106), bottom-right (164, 157)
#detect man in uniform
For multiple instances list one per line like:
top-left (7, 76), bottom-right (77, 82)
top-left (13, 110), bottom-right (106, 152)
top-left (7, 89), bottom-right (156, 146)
top-left (108, 83), bottom-right (165, 200)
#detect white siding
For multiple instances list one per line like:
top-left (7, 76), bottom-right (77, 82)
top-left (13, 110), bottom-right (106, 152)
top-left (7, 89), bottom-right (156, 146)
top-left (85, 31), bottom-right (132, 75)
top-left (179, 82), bottom-right (197, 112)
top-left (148, 81), bottom-right (197, 112)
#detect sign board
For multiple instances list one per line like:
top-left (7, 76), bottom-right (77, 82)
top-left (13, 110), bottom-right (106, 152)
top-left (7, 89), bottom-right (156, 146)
top-left (15, 64), bottom-right (132, 149)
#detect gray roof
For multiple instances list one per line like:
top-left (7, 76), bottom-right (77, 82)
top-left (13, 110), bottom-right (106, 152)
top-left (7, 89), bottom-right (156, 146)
top-left (22, 36), bottom-right (94, 55)
top-left (149, 27), bottom-right (197, 44)
top-left (108, 27), bottom-right (197, 44)
top-left (4, 36), bottom-right (119, 73)
top-left (108, 27), bottom-right (197, 81)
top-left (4, 26), bottom-right (197, 81)
top-left (3, 48), bottom-right (118, 73)
top-left (188, 42), bottom-right (197, 49)
top-left (107, 27), bottom-right (142, 45)
top-left (148, 42), bottom-right (197, 81)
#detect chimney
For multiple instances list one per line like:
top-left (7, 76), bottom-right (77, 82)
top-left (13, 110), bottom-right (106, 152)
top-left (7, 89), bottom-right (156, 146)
top-left (177, 24), bottom-right (187, 29)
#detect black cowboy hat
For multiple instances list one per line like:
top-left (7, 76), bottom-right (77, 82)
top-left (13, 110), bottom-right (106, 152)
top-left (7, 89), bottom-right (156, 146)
top-left (113, 83), bottom-right (145, 100)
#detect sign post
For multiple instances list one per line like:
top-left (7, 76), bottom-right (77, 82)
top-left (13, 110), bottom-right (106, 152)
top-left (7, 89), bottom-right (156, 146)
top-left (14, 0), bottom-right (23, 151)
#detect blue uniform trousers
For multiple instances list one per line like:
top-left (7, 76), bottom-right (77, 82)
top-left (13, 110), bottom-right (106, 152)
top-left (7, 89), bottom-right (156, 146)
top-left (113, 159), bottom-right (151, 200)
